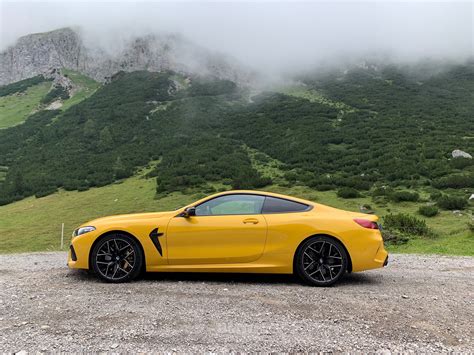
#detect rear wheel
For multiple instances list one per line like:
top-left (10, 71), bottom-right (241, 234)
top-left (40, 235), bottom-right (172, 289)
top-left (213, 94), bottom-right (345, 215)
top-left (295, 236), bottom-right (348, 286)
top-left (91, 234), bottom-right (143, 283)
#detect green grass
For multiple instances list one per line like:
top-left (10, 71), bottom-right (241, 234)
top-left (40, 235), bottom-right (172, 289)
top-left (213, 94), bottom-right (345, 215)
top-left (0, 70), bottom-right (99, 129)
top-left (1, 169), bottom-right (472, 255)
top-left (277, 85), bottom-right (357, 117)
top-left (0, 171), bottom-right (199, 253)
top-left (0, 82), bottom-right (52, 128)
top-left (61, 69), bottom-right (100, 110)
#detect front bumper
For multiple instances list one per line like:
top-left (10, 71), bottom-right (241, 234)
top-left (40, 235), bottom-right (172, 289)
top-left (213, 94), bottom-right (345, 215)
top-left (67, 230), bottom-right (100, 270)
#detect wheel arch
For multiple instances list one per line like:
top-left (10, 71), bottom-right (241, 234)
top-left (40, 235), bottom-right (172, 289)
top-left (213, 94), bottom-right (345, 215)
top-left (88, 230), bottom-right (146, 271)
top-left (293, 233), bottom-right (353, 273)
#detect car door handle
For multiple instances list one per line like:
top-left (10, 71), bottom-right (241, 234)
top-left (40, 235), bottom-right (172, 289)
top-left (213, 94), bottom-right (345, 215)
top-left (243, 218), bottom-right (259, 224)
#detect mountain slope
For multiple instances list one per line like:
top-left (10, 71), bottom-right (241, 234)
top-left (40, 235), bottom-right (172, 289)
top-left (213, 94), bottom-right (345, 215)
top-left (0, 69), bottom-right (99, 129)
top-left (0, 27), bottom-right (254, 86)
top-left (1, 65), bottom-right (473, 206)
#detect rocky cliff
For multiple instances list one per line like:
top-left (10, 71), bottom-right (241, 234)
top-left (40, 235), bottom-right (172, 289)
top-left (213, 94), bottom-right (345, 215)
top-left (0, 27), bottom-right (254, 86)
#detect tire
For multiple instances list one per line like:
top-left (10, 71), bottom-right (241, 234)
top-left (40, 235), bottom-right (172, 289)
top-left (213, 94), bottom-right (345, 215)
top-left (295, 235), bottom-right (348, 287)
top-left (91, 233), bottom-right (143, 283)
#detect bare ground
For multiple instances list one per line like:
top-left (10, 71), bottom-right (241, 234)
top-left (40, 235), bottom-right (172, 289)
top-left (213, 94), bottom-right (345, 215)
top-left (0, 252), bottom-right (473, 353)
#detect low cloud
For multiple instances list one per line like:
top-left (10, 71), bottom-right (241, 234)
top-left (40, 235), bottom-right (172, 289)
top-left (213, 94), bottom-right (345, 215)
top-left (1, 1), bottom-right (473, 75)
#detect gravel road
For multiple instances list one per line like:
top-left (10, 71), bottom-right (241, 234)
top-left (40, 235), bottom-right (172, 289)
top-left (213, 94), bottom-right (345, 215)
top-left (1, 252), bottom-right (473, 353)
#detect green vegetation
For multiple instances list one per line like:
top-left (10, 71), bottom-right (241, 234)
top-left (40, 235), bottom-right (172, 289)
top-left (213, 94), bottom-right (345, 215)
top-left (0, 75), bottom-right (50, 97)
top-left (61, 69), bottom-right (100, 110)
top-left (0, 70), bottom-right (99, 129)
top-left (383, 213), bottom-right (432, 237)
top-left (0, 65), bottom-right (473, 256)
top-left (1, 173), bottom-right (472, 254)
top-left (437, 195), bottom-right (468, 210)
top-left (0, 81), bottom-right (52, 128)
top-left (418, 205), bottom-right (439, 217)
top-left (40, 85), bottom-right (70, 105)
top-left (389, 190), bottom-right (420, 202)
top-left (0, 172), bottom-right (196, 253)
top-left (337, 187), bottom-right (361, 198)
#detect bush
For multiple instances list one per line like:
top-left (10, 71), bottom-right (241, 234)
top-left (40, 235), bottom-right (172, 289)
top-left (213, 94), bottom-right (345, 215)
top-left (41, 85), bottom-right (70, 105)
top-left (418, 205), bottom-right (439, 217)
top-left (313, 184), bottom-right (334, 191)
top-left (337, 187), bottom-right (360, 198)
top-left (381, 229), bottom-right (410, 245)
top-left (437, 195), bottom-right (468, 210)
top-left (383, 213), bottom-right (432, 237)
top-left (430, 191), bottom-right (442, 201)
top-left (451, 158), bottom-right (473, 170)
top-left (390, 190), bottom-right (419, 202)
top-left (467, 221), bottom-right (474, 233)
top-left (433, 174), bottom-right (474, 189)
top-left (372, 187), bottom-right (391, 197)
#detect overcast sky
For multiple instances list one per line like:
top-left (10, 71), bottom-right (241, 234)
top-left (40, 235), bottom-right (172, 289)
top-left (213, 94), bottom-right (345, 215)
top-left (1, 1), bottom-right (473, 73)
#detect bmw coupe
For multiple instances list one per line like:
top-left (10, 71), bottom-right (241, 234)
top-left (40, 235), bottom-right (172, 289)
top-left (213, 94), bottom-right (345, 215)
top-left (68, 190), bottom-right (388, 286)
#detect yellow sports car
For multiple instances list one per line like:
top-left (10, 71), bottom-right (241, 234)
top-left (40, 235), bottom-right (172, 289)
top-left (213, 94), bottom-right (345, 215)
top-left (68, 190), bottom-right (388, 286)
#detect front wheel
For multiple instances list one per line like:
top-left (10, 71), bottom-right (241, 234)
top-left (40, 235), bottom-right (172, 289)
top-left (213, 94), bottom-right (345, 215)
top-left (91, 234), bottom-right (143, 283)
top-left (295, 236), bottom-right (348, 286)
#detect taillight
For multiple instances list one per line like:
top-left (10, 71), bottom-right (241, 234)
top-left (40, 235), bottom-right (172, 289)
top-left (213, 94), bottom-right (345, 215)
top-left (354, 218), bottom-right (379, 229)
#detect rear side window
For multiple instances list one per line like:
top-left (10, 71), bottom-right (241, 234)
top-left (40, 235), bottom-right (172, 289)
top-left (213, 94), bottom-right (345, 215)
top-left (262, 196), bottom-right (310, 213)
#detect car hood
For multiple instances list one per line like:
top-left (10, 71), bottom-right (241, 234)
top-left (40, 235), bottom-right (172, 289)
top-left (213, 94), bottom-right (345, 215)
top-left (83, 210), bottom-right (178, 227)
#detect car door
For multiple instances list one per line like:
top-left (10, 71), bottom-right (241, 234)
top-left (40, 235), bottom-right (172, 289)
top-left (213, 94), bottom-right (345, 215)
top-left (166, 194), bottom-right (268, 265)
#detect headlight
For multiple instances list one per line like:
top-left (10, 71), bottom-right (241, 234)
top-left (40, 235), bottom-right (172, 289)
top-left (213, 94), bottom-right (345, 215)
top-left (73, 226), bottom-right (96, 237)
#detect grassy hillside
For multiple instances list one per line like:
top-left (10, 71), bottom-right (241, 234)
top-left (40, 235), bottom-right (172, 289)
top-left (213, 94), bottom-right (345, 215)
top-left (61, 69), bottom-right (100, 110)
top-left (0, 170), bottom-right (472, 254)
top-left (0, 81), bottom-right (52, 129)
top-left (0, 70), bottom-right (99, 129)
top-left (0, 66), bottom-right (473, 256)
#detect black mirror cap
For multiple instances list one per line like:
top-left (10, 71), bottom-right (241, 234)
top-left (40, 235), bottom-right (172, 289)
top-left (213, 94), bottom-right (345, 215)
top-left (182, 206), bottom-right (196, 217)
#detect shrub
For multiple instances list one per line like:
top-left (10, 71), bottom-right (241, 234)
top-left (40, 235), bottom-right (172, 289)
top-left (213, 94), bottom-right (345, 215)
top-left (467, 221), bottom-right (474, 233)
top-left (418, 205), bottom-right (439, 217)
top-left (337, 187), bottom-right (360, 198)
top-left (34, 187), bottom-right (57, 198)
top-left (437, 195), bottom-right (468, 210)
top-left (390, 190), bottom-right (419, 202)
top-left (383, 213), bottom-right (432, 237)
top-left (41, 85), bottom-right (70, 105)
top-left (433, 174), bottom-right (474, 189)
top-left (381, 229), bottom-right (410, 245)
top-left (451, 158), bottom-right (473, 170)
top-left (314, 184), bottom-right (334, 191)
top-left (430, 191), bottom-right (442, 201)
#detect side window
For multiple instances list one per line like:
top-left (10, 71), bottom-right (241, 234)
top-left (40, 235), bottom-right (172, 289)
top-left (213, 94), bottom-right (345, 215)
top-left (195, 194), bottom-right (265, 216)
top-left (262, 196), bottom-right (310, 213)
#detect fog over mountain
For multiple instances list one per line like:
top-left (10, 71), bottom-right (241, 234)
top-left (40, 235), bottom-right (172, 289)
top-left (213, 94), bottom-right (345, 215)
top-left (1, 0), bottom-right (473, 77)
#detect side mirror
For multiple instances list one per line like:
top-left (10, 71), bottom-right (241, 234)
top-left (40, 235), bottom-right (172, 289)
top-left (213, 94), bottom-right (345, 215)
top-left (182, 206), bottom-right (196, 218)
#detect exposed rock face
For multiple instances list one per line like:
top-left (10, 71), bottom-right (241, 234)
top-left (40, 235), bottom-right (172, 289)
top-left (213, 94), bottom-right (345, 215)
top-left (43, 68), bottom-right (75, 94)
top-left (0, 27), bottom-right (254, 86)
top-left (452, 149), bottom-right (472, 159)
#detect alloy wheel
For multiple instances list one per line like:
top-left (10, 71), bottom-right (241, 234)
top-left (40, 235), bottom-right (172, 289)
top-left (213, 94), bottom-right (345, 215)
top-left (95, 238), bottom-right (136, 281)
top-left (301, 240), bottom-right (344, 283)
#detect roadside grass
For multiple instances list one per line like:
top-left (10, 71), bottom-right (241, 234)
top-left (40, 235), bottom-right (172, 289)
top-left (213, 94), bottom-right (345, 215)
top-left (0, 173), bottom-right (197, 253)
top-left (1, 170), bottom-right (472, 255)
top-left (0, 82), bottom-right (52, 128)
